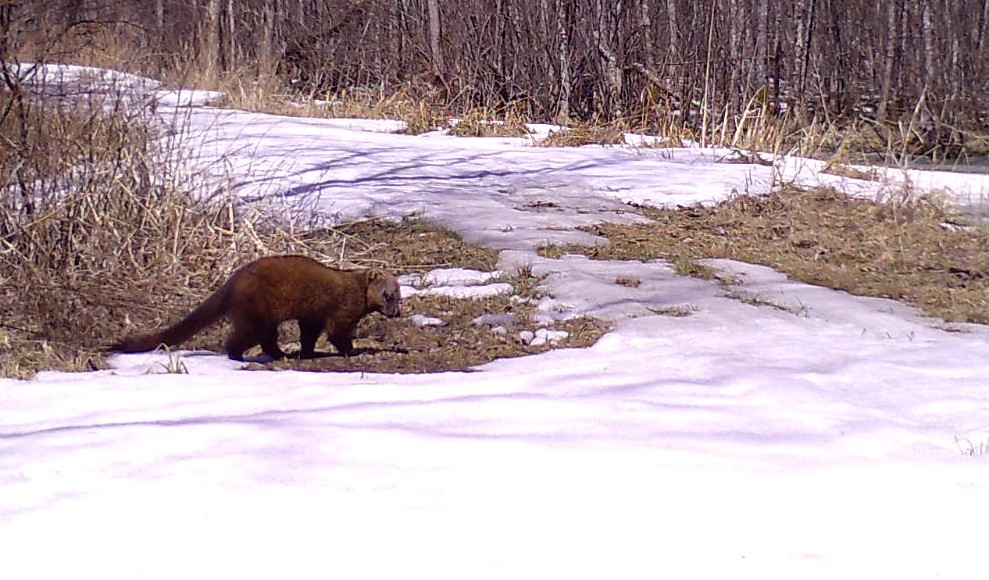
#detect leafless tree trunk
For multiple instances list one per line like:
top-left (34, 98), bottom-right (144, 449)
top-left (978, 0), bottom-right (989, 54)
top-left (260, 1), bottom-right (275, 75)
top-left (726, 0), bottom-right (742, 112)
top-left (154, 0), bottom-right (164, 43)
top-left (638, 0), bottom-right (654, 72)
top-left (223, 0), bottom-right (235, 71)
top-left (205, 0), bottom-right (221, 72)
top-left (593, 0), bottom-right (623, 117)
top-left (920, 0), bottom-right (934, 89)
top-left (426, 0), bottom-right (444, 80)
top-left (793, 0), bottom-right (815, 109)
top-left (879, 0), bottom-right (901, 121)
top-left (554, 0), bottom-right (571, 122)
top-left (665, 0), bottom-right (678, 62)
top-left (755, 0), bottom-right (769, 86)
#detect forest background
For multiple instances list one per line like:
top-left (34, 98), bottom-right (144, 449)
top-left (4, 0), bottom-right (985, 160)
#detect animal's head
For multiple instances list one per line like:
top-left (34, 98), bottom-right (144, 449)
top-left (365, 268), bottom-right (402, 318)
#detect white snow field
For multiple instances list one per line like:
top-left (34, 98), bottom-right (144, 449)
top-left (4, 65), bottom-right (989, 579)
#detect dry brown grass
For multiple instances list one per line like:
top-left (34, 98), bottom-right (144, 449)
top-left (213, 78), bottom-right (456, 137)
top-left (553, 186), bottom-right (989, 325)
top-left (0, 87), bottom-right (357, 377)
top-left (448, 106), bottom-right (531, 138)
top-left (333, 218), bottom-right (498, 271)
top-left (821, 161), bottom-right (882, 181)
top-left (539, 123), bottom-right (627, 147)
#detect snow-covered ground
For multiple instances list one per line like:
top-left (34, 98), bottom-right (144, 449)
top-left (5, 65), bottom-right (989, 579)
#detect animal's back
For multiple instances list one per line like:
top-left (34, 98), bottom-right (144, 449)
top-left (228, 255), bottom-right (364, 322)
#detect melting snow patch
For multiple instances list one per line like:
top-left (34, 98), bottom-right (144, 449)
top-left (518, 327), bottom-right (570, 346)
top-left (537, 296), bottom-right (573, 313)
top-left (400, 268), bottom-right (511, 299)
top-left (422, 268), bottom-right (502, 286)
top-left (396, 273), bottom-right (423, 287)
top-left (530, 296), bottom-right (578, 325)
top-left (408, 314), bottom-right (447, 327)
top-left (418, 283), bottom-right (513, 299)
top-left (474, 313), bottom-right (516, 327)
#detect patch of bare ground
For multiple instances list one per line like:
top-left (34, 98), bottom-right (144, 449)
top-left (259, 293), bottom-right (608, 374)
top-left (332, 218), bottom-right (499, 272)
top-left (548, 186), bottom-right (989, 326)
top-left (207, 224), bottom-right (608, 373)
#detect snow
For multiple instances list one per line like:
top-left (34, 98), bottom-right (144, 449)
top-left (518, 327), bottom-right (569, 346)
top-left (5, 65), bottom-right (989, 579)
top-left (18, 62), bottom-right (224, 108)
top-left (420, 268), bottom-right (502, 287)
top-left (408, 313), bottom-right (448, 327)
top-left (400, 268), bottom-right (514, 300)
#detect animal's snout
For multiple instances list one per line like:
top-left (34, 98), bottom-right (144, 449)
top-left (380, 298), bottom-right (401, 318)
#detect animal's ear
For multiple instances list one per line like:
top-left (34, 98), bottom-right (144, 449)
top-left (366, 269), bottom-right (386, 283)
top-left (366, 268), bottom-right (397, 287)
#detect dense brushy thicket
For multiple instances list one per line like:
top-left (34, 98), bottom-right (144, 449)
top-left (7, 0), bottom-right (988, 158)
top-left (0, 62), bottom-right (243, 376)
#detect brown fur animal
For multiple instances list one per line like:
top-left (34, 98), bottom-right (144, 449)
top-left (111, 255), bottom-right (401, 361)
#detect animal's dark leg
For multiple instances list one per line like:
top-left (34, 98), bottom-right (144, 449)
top-left (328, 331), bottom-right (354, 356)
top-left (298, 321), bottom-right (322, 358)
top-left (259, 326), bottom-right (287, 360)
top-left (225, 328), bottom-right (259, 362)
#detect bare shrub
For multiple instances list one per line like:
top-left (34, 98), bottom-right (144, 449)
top-left (0, 66), bottom-right (352, 377)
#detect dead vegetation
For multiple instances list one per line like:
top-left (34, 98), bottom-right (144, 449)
top-left (13, 0), bottom-right (989, 164)
top-left (538, 123), bottom-right (628, 147)
top-left (447, 106), bottom-right (532, 138)
top-left (0, 79), bottom-right (363, 377)
top-left (334, 218), bottom-right (498, 272)
top-left (549, 186), bottom-right (989, 326)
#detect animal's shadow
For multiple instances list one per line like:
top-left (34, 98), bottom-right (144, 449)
top-left (283, 345), bottom-right (410, 361)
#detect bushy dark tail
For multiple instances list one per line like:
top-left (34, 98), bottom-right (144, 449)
top-left (110, 283), bottom-right (231, 353)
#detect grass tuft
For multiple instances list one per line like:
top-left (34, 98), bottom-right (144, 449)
top-left (448, 106), bottom-right (531, 138)
top-left (538, 122), bottom-right (627, 147)
top-left (669, 255), bottom-right (719, 279)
